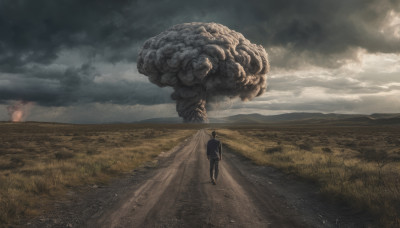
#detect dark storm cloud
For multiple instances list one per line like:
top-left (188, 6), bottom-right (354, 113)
top-left (0, 0), bottom-right (399, 107)
top-left (0, 0), bottom-right (138, 70)
top-left (1, 0), bottom-right (399, 70)
top-left (0, 63), bottom-right (172, 106)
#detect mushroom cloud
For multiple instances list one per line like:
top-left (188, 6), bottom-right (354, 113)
top-left (137, 22), bottom-right (269, 123)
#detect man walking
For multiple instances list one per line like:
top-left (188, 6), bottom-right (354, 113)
top-left (207, 130), bottom-right (222, 185)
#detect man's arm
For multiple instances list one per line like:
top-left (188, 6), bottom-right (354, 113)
top-left (219, 142), bottom-right (222, 161)
top-left (206, 141), bottom-right (210, 160)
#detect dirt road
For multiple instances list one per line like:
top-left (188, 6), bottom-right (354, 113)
top-left (88, 129), bottom-right (300, 228)
top-left (29, 129), bottom-right (370, 227)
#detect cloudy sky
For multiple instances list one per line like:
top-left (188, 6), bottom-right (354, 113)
top-left (1, 0), bottom-right (400, 123)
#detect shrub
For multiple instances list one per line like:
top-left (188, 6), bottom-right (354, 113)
top-left (86, 148), bottom-right (101, 155)
top-left (298, 143), bottom-right (313, 151)
top-left (33, 178), bottom-right (49, 195)
top-left (358, 141), bottom-right (374, 147)
top-left (0, 158), bottom-right (24, 170)
top-left (322, 147), bottom-right (332, 153)
top-left (344, 141), bottom-right (357, 149)
top-left (54, 151), bottom-right (74, 160)
top-left (143, 130), bottom-right (156, 139)
top-left (359, 148), bottom-right (390, 168)
top-left (265, 146), bottom-right (283, 154)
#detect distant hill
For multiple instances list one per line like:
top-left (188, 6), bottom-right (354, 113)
top-left (137, 117), bottom-right (225, 124)
top-left (223, 112), bottom-right (400, 125)
top-left (374, 116), bottom-right (400, 125)
top-left (370, 113), bottom-right (400, 119)
top-left (138, 112), bottom-right (400, 125)
top-left (222, 113), bottom-right (364, 123)
top-left (138, 117), bottom-right (182, 123)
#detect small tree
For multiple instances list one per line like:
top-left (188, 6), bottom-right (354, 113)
top-left (360, 148), bottom-right (391, 181)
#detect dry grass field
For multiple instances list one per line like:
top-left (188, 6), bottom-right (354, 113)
top-left (2, 121), bottom-right (399, 227)
top-left (0, 122), bottom-right (196, 226)
top-left (217, 125), bottom-right (400, 227)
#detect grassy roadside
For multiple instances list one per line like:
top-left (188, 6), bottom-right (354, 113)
top-left (0, 122), bottom-right (196, 226)
top-left (217, 127), bottom-right (400, 227)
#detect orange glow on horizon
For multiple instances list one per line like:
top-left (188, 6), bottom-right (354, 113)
top-left (7, 101), bottom-right (34, 122)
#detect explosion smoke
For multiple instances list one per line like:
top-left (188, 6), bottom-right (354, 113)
top-left (7, 101), bottom-right (34, 122)
top-left (137, 22), bottom-right (269, 122)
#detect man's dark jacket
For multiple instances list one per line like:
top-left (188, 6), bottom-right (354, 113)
top-left (207, 138), bottom-right (222, 158)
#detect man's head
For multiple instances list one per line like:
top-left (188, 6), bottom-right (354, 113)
top-left (212, 131), bottom-right (216, 138)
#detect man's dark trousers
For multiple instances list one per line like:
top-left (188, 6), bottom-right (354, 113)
top-left (210, 157), bottom-right (219, 180)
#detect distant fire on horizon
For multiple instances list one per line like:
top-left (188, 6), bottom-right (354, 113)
top-left (7, 101), bottom-right (34, 122)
